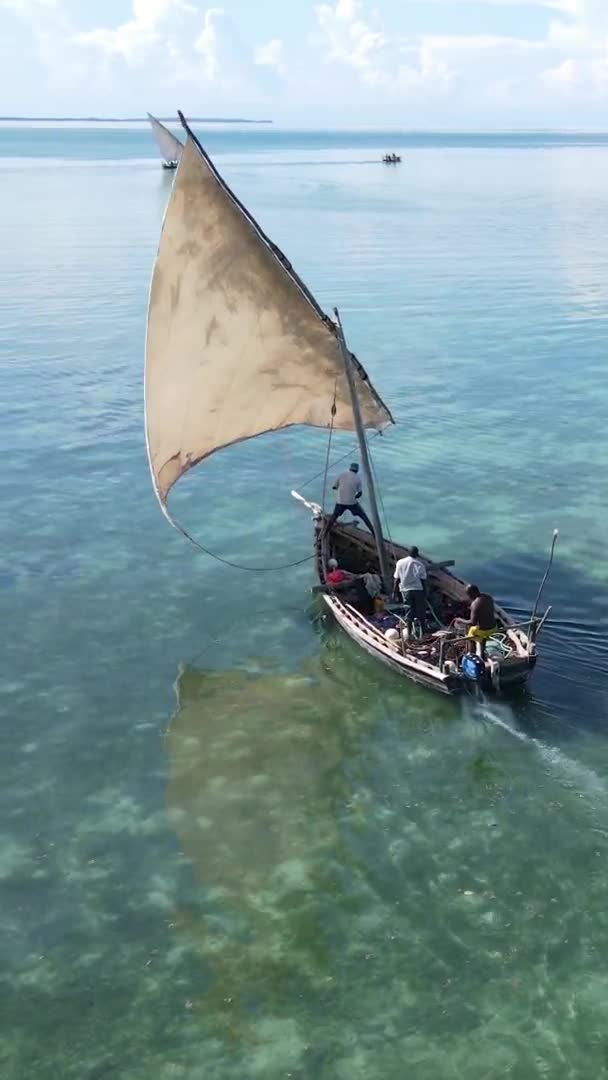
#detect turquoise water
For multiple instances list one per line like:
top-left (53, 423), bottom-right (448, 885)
top-left (2, 126), bottom-right (608, 1079)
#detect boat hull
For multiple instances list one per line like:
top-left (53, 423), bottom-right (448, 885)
top-left (324, 594), bottom-right (461, 694)
top-left (312, 515), bottom-right (538, 698)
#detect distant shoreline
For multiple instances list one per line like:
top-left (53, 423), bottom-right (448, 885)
top-left (0, 116), bottom-right (272, 125)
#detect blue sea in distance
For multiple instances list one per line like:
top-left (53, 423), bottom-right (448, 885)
top-left (1, 123), bottom-right (608, 1079)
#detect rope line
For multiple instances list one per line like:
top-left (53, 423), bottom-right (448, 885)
top-left (298, 430), bottom-right (383, 491)
top-left (368, 437), bottom-right (393, 549)
top-left (170, 517), bottom-right (316, 572)
top-left (321, 383), bottom-right (337, 513)
top-left (166, 397), bottom-right (342, 573)
top-left (164, 401), bottom-right (390, 574)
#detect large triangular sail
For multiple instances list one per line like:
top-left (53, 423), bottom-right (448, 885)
top-left (147, 113), bottom-right (183, 166)
top-left (145, 115), bottom-right (393, 508)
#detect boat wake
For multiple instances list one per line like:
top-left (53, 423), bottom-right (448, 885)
top-left (464, 695), bottom-right (608, 802)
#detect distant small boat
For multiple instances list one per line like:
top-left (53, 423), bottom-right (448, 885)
top-left (147, 113), bottom-right (183, 170)
top-left (382, 153), bottom-right (401, 164)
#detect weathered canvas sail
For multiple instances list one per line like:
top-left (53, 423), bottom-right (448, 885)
top-left (145, 120), bottom-right (393, 507)
top-left (147, 113), bottom-right (183, 165)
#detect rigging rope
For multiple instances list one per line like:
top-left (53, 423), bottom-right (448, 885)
top-left (165, 397), bottom-right (391, 574)
top-left (368, 437), bottom-right (393, 549)
top-left (298, 429), bottom-right (383, 491)
top-left (321, 383), bottom-right (337, 513)
top-left (170, 518), bottom-right (316, 572)
top-left (165, 397), bottom-right (343, 573)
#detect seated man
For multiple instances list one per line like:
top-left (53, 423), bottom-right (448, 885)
top-left (454, 584), bottom-right (497, 655)
top-left (326, 558), bottom-right (353, 585)
top-left (392, 545), bottom-right (427, 636)
top-left (323, 560), bottom-right (376, 616)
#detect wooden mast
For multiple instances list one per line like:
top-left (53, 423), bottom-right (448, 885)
top-left (333, 308), bottom-right (391, 588)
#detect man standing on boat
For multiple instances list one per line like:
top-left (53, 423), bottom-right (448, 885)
top-left (454, 585), bottom-right (497, 655)
top-left (324, 463), bottom-right (375, 534)
top-left (393, 546), bottom-right (427, 636)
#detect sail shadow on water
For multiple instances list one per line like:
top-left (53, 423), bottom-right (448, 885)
top-left (163, 653), bottom-right (464, 1057)
top-left (163, 653), bottom-right (608, 1076)
top-left (165, 662), bottom-right (358, 1054)
top-left (162, 638), bottom-right (608, 1075)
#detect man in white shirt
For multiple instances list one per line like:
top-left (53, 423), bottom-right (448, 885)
top-left (324, 462), bottom-right (374, 534)
top-left (393, 546), bottom-right (427, 635)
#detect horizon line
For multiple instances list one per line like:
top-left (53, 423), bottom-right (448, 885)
top-left (0, 115), bottom-right (273, 124)
top-left (1, 119), bottom-right (608, 134)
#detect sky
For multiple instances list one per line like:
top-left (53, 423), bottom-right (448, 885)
top-left (1, 0), bottom-right (608, 126)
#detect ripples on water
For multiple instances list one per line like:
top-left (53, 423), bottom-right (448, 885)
top-left (1, 127), bottom-right (607, 1079)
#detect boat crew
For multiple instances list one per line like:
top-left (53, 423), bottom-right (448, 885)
top-left (454, 585), bottom-right (497, 655)
top-left (325, 463), bottom-right (375, 534)
top-left (393, 546), bottom-right (427, 635)
top-left (326, 558), bottom-right (353, 585)
top-left (323, 559), bottom-right (376, 615)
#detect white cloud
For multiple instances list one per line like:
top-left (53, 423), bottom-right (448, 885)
top-left (542, 56), bottom-right (579, 88)
top-left (255, 38), bottom-right (285, 74)
top-left (75, 0), bottom-right (207, 67)
top-left (11, 0), bottom-right (282, 111)
top-left (3, 0), bottom-right (608, 122)
top-left (193, 7), bottom-right (226, 81)
top-left (0, 0), bottom-right (56, 9)
top-left (315, 0), bottom-right (388, 73)
top-left (314, 0), bottom-right (453, 96)
top-left (310, 0), bottom-right (608, 115)
top-left (542, 49), bottom-right (608, 96)
top-left (548, 0), bottom-right (608, 21)
top-left (540, 0), bottom-right (608, 96)
top-left (422, 33), bottom-right (539, 52)
top-left (395, 44), bottom-right (452, 94)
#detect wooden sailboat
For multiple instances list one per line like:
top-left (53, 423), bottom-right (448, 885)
top-left (146, 112), bottom-right (183, 170)
top-left (145, 112), bottom-right (547, 697)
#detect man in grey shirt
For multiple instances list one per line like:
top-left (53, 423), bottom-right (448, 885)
top-left (324, 462), bottom-right (374, 534)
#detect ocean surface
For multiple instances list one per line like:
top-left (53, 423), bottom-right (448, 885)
top-left (1, 124), bottom-right (608, 1080)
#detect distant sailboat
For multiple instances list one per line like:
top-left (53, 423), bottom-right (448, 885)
top-left (147, 113), bottom-right (183, 170)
